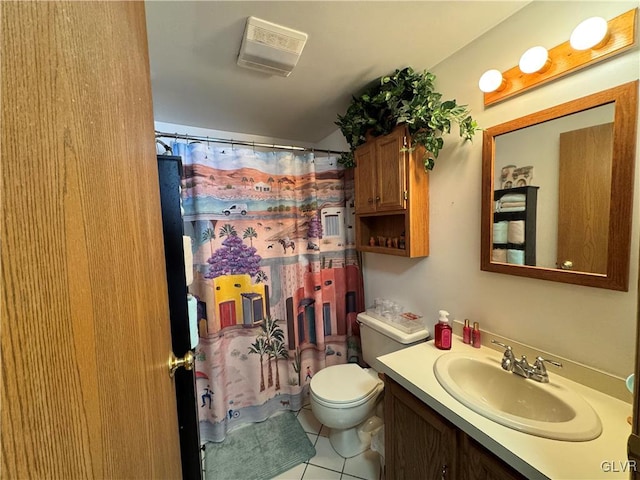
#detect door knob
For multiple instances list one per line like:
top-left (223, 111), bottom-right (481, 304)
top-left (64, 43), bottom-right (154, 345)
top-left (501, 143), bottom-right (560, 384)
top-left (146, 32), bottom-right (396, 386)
top-left (168, 351), bottom-right (195, 378)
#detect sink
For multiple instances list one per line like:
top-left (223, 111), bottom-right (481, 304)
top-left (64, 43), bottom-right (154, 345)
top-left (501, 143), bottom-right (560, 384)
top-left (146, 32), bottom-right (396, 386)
top-left (433, 352), bottom-right (602, 441)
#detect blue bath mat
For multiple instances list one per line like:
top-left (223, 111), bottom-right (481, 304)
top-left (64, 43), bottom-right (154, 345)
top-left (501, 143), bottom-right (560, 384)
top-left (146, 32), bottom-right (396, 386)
top-left (204, 411), bottom-right (315, 480)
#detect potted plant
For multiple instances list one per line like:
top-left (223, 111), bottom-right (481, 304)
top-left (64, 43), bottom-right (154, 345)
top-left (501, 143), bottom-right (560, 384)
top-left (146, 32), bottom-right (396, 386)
top-left (336, 67), bottom-right (479, 170)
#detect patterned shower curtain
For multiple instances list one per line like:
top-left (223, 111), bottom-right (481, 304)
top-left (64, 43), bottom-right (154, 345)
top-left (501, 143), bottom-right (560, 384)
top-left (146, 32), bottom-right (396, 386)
top-left (172, 140), bottom-right (365, 443)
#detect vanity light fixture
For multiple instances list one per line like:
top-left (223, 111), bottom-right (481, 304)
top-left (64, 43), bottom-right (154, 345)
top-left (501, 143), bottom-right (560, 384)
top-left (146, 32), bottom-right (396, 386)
top-left (478, 69), bottom-right (506, 93)
top-left (481, 8), bottom-right (636, 107)
top-left (518, 46), bottom-right (551, 74)
top-left (569, 16), bottom-right (609, 50)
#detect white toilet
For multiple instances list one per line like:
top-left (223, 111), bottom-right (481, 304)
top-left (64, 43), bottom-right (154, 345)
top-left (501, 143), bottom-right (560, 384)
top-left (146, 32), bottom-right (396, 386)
top-left (310, 311), bottom-right (429, 458)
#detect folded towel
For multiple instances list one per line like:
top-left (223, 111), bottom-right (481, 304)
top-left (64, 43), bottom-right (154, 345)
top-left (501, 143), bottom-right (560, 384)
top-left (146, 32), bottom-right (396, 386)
top-left (493, 221), bottom-right (508, 244)
top-left (492, 248), bottom-right (507, 262)
top-left (498, 193), bottom-right (526, 203)
top-left (500, 201), bottom-right (525, 209)
top-left (497, 206), bottom-right (526, 213)
top-left (508, 220), bottom-right (525, 244)
top-left (507, 249), bottom-right (525, 265)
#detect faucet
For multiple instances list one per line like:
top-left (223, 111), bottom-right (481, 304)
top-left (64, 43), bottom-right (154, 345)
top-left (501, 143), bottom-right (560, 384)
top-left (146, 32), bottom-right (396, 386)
top-left (491, 340), bottom-right (562, 383)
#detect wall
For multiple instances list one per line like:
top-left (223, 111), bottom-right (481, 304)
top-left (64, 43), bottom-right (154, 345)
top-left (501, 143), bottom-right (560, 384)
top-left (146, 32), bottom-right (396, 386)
top-left (317, 1), bottom-right (639, 378)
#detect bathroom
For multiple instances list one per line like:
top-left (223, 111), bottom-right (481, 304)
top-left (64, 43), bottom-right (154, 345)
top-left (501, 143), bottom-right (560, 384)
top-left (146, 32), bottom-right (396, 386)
top-left (2, 1), bottom-right (639, 478)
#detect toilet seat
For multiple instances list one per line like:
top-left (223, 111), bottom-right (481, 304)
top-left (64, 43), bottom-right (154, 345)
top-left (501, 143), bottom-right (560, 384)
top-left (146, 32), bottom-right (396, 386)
top-left (310, 364), bottom-right (382, 408)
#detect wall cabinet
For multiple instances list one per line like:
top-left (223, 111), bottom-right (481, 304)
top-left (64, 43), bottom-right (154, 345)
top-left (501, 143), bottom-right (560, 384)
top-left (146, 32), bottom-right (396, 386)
top-left (354, 125), bottom-right (429, 257)
top-left (384, 376), bottom-right (526, 480)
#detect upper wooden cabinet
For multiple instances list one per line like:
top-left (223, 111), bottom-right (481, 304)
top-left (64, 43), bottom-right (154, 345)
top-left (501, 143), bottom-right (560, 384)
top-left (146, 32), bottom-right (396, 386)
top-left (354, 125), bottom-right (429, 258)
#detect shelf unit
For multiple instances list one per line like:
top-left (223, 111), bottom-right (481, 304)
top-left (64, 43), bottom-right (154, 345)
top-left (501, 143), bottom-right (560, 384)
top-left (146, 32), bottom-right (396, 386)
top-left (492, 186), bottom-right (538, 266)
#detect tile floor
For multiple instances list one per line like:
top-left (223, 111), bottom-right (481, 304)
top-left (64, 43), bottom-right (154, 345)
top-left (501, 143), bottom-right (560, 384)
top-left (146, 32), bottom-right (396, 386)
top-left (272, 406), bottom-right (383, 480)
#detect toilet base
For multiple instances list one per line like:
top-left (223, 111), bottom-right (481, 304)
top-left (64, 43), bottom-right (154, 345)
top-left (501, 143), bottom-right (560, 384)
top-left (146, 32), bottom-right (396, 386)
top-left (328, 425), bottom-right (369, 459)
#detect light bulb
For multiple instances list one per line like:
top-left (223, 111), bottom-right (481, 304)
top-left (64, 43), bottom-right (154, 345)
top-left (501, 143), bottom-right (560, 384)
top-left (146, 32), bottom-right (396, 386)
top-left (570, 16), bottom-right (609, 50)
top-left (519, 46), bottom-right (550, 74)
top-left (478, 69), bottom-right (506, 93)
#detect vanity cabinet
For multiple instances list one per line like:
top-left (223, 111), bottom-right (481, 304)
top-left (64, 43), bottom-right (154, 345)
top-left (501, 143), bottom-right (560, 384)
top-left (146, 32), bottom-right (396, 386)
top-left (384, 376), bottom-right (526, 480)
top-left (354, 125), bottom-right (429, 257)
top-left (492, 186), bottom-right (538, 266)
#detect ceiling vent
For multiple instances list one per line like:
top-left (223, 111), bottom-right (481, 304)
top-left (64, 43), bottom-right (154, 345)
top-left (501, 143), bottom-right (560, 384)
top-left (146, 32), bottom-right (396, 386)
top-left (237, 16), bottom-right (308, 77)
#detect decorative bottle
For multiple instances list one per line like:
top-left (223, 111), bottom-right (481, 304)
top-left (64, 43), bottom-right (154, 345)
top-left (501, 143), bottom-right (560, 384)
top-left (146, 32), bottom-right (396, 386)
top-left (463, 319), bottom-right (471, 344)
top-left (472, 322), bottom-right (481, 348)
top-left (434, 310), bottom-right (452, 350)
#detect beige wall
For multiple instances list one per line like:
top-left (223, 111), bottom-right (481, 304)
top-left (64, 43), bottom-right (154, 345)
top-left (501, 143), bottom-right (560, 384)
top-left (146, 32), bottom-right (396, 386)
top-left (318, 1), bottom-right (639, 378)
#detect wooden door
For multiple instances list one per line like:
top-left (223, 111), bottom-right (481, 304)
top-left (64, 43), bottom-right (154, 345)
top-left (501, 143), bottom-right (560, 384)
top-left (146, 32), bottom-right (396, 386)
top-left (376, 127), bottom-right (407, 212)
top-left (557, 123), bottom-right (613, 274)
top-left (219, 301), bottom-right (237, 329)
top-left (354, 141), bottom-right (377, 214)
top-left (1, 2), bottom-right (182, 478)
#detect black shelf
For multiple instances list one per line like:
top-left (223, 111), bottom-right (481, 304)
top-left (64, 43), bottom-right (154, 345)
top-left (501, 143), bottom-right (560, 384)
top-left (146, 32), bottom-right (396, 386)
top-left (492, 186), bottom-right (538, 266)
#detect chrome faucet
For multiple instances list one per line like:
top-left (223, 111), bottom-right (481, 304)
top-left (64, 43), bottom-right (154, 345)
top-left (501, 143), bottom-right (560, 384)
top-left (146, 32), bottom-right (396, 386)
top-left (491, 340), bottom-right (562, 383)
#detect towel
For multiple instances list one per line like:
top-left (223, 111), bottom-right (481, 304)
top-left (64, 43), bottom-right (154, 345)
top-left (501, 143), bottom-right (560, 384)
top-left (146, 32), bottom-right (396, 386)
top-left (492, 248), bottom-right (507, 262)
top-left (493, 221), bottom-right (508, 244)
top-left (507, 249), bottom-right (525, 265)
top-left (183, 236), bottom-right (193, 286)
top-left (500, 201), bottom-right (525, 209)
top-left (497, 206), bottom-right (526, 213)
top-left (187, 294), bottom-right (199, 349)
top-left (508, 220), bottom-right (525, 244)
top-left (498, 193), bottom-right (526, 203)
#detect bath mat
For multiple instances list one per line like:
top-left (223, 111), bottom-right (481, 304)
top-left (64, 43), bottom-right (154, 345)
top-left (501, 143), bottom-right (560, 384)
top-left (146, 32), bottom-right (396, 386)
top-left (204, 411), bottom-right (315, 480)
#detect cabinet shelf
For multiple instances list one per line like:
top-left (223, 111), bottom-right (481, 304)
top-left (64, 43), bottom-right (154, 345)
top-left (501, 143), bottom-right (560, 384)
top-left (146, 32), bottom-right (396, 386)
top-left (492, 186), bottom-right (538, 266)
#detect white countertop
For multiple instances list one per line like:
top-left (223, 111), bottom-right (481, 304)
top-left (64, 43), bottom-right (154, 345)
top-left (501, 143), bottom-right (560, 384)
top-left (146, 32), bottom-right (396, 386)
top-left (377, 337), bottom-right (633, 480)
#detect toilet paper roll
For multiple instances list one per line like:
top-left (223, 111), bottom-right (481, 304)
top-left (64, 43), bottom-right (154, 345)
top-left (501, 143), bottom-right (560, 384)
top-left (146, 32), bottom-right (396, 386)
top-left (183, 236), bottom-right (193, 286)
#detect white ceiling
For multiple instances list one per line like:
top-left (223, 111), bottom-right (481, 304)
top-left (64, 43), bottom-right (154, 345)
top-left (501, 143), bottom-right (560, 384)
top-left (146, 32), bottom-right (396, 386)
top-left (145, 1), bottom-right (530, 144)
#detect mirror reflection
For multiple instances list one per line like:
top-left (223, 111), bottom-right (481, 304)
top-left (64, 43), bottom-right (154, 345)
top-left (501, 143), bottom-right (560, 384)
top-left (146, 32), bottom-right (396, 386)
top-left (481, 81), bottom-right (637, 291)
top-left (492, 103), bottom-right (615, 274)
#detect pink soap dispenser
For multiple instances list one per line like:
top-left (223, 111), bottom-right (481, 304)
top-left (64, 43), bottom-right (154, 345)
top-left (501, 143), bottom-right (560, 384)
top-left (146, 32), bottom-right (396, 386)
top-left (434, 310), bottom-right (452, 350)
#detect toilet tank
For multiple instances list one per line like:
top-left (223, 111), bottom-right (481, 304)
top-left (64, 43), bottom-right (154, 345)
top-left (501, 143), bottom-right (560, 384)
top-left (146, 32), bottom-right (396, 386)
top-left (357, 312), bottom-right (429, 372)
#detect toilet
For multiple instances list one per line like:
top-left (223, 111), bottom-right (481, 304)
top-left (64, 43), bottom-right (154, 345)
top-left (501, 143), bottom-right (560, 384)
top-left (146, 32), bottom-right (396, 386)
top-left (310, 311), bottom-right (429, 458)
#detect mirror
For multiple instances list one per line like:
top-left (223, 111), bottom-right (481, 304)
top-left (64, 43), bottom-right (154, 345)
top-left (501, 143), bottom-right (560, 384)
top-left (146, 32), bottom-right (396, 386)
top-left (481, 81), bottom-right (638, 291)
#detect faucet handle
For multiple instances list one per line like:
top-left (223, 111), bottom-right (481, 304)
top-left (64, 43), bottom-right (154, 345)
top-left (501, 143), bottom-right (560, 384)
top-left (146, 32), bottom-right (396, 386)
top-left (534, 356), bottom-right (563, 370)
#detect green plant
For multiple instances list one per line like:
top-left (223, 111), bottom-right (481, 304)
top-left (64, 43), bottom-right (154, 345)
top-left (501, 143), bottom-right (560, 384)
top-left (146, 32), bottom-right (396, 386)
top-left (336, 67), bottom-right (479, 170)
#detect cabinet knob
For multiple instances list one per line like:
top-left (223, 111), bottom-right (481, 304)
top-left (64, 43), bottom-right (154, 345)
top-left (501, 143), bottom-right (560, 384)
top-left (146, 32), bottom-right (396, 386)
top-left (375, 196), bottom-right (380, 202)
top-left (368, 197), bottom-right (374, 204)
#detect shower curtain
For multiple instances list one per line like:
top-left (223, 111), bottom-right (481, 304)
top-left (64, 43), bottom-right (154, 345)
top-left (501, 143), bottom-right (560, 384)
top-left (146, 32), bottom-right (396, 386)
top-left (172, 140), bottom-right (365, 443)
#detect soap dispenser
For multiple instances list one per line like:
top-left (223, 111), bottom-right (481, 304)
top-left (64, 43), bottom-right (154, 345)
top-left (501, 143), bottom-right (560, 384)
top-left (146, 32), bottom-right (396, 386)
top-left (434, 310), bottom-right (452, 350)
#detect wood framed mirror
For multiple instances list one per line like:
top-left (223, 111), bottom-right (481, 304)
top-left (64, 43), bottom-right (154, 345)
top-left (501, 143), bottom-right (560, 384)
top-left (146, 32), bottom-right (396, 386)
top-left (481, 81), bottom-right (638, 291)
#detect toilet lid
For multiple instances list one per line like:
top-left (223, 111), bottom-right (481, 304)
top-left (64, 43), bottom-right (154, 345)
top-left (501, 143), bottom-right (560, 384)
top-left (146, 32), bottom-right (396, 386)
top-left (310, 364), bottom-right (381, 405)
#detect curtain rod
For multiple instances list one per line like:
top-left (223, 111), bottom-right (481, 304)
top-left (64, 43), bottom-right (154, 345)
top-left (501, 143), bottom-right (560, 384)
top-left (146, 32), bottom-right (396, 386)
top-left (155, 130), bottom-right (347, 155)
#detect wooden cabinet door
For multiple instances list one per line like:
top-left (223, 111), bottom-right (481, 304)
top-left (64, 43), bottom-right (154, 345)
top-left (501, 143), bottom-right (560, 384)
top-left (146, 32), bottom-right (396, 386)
top-left (354, 141), bottom-right (378, 214)
top-left (385, 378), bottom-right (457, 480)
top-left (376, 128), bottom-right (407, 211)
top-left (461, 434), bottom-right (526, 480)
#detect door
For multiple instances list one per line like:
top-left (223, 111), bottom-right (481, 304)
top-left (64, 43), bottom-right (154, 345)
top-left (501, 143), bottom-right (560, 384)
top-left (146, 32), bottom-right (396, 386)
top-left (354, 141), bottom-right (377, 214)
top-left (219, 301), bottom-right (237, 329)
top-left (376, 127), bottom-right (407, 212)
top-left (557, 123), bottom-right (613, 274)
top-left (1, 2), bottom-right (182, 478)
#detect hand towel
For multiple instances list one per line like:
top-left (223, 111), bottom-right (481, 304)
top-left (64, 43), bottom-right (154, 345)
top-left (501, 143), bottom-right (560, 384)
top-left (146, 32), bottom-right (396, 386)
top-left (507, 249), bottom-right (525, 265)
top-left (508, 220), bottom-right (525, 244)
top-left (493, 221), bottom-right (508, 244)
top-left (183, 235), bottom-right (194, 286)
top-left (187, 294), bottom-right (199, 349)
top-left (497, 206), bottom-right (526, 213)
top-left (492, 248), bottom-right (507, 262)
top-left (499, 201), bottom-right (526, 209)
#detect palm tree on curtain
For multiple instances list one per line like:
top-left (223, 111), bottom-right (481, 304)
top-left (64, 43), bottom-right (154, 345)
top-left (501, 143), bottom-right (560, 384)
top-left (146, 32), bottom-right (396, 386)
top-left (243, 227), bottom-right (258, 247)
top-left (219, 223), bottom-right (237, 239)
top-left (241, 176), bottom-right (248, 189)
top-left (271, 338), bottom-right (289, 391)
top-left (201, 227), bottom-right (216, 258)
top-left (261, 316), bottom-right (285, 388)
top-left (267, 177), bottom-right (274, 192)
top-left (248, 336), bottom-right (268, 392)
top-left (255, 270), bottom-right (268, 284)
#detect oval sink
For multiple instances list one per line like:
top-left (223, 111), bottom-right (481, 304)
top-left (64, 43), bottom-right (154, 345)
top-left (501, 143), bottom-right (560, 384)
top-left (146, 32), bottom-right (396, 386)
top-left (434, 352), bottom-right (602, 441)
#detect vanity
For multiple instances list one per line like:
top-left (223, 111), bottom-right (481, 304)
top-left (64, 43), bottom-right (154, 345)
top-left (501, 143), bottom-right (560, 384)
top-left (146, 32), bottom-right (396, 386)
top-left (379, 338), bottom-right (632, 479)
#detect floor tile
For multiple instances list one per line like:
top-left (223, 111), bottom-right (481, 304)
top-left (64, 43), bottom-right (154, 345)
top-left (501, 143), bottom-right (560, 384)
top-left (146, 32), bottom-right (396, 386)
top-left (297, 408), bottom-right (322, 435)
top-left (302, 464), bottom-right (342, 480)
top-left (272, 462), bottom-right (307, 480)
top-left (318, 424), bottom-right (330, 438)
top-left (307, 432), bottom-right (318, 446)
top-left (307, 435), bottom-right (346, 473)
top-left (343, 449), bottom-right (380, 480)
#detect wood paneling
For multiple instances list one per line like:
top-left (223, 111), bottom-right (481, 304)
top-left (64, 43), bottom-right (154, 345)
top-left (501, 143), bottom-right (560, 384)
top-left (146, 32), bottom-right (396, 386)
top-left (1, 2), bottom-right (182, 478)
